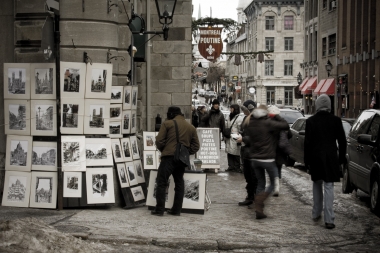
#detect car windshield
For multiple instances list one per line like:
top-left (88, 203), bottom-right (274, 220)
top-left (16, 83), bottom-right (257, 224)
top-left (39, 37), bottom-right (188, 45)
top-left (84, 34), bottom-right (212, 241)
top-left (280, 111), bottom-right (304, 124)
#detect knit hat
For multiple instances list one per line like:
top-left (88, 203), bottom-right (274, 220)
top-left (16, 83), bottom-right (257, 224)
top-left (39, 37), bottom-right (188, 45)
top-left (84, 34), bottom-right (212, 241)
top-left (267, 105), bottom-right (280, 116)
top-left (242, 100), bottom-right (256, 113)
top-left (212, 99), bottom-right (220, 105)
top-left (315, 94), bottom-right (331, 112)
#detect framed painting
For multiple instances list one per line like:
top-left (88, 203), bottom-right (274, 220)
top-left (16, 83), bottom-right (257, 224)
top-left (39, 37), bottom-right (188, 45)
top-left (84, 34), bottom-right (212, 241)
top-left (29, 171), bottom-right (57, 209)
top-left (130, 185), bottom-right (145, 202)
top-left (123, 86), bottom-right (132, 110)
top-left (130, 135), bottom-right (140, 160)
top-left (134, 159), bottom-right (145, 183)
top-left (6, 135), bottom-right (33, 172)
top-left (60, 98), bottom-right (84, 135)
top-left (1, 171), bottom-right (32, 208)
top-left (4, 63), bottom-right (30, 100)
top-left (31, 100), bottom-right (57, 136)
top-left (131, 86), bottom-right (138, 110)
top-left (130, 111), bottom-right (137, 134)
top-left (120, 137), bottom-right (132, 162)
top-left (143, 150), bottom-right (156, 170)
top-left (60, 62), bottom-right (86, 98)
top-left (30, 63), bottom-right (56, 99)
top-left (116, 163), bottom-right (129, 188)
top-left (121, 110), bottom-right (131, 134)
top-left (86, 167), bottom-right (115, 204)
top-left (4, 99), bottom-right (31, 136)
top-left (85, 63), bottom-right (112, 99)
top-left (125, 162), bottom-right (138, 186)
top-left (111, 86), bottom-right (123, 104)
top-left (85, 138), bottom-right (113, 166)
top-left (61, 135), bottom-right (86, 172)
top-left (146, 170), bottom-right (173, 208)
top-left (110, 104), bottom-right (122, 121)
top-left (143, 131), bottom-right (156, 151)
top-left (108, 121), bottom-right (122, 138)
top-left (156, 151), bottom-right (161, 169)
top-left (84, 99), bottom-right (110, 135)
top-left (111, 139), bottom-right (124, 163)
top-left (32, 141), bottom-right (57, 171)
top-left (63, 171), bottom-right (82, 198)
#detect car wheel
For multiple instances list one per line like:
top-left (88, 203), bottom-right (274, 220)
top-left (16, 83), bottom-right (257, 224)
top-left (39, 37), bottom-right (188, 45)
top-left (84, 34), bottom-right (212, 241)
top-left (342, 163), bottom-right (353, 194)
top-left (370, 174), bottom-right (380, 215)
top-left (285, 156), bottom-right (295, 167)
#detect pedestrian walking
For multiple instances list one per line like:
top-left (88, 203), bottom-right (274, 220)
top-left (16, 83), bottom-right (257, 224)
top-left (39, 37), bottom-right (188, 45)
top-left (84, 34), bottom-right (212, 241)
top-left (152, 107), bottom-right (200, 216)
top-left (238, 105), bottom-right (289, 219)
top-left (224, 104), bottom-right (243, 172)
top-left (304, 94), bottom-right (346, 229)
top-left (202, 99), bottom-right (225, 136)
top-left (197, 106), bottom-right (208, 127)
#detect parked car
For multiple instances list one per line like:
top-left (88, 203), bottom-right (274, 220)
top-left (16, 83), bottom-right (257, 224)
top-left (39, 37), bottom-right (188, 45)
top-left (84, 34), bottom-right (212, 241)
top-left (342, 109), bottom-right (380, 215)
top-left (279, 108), bottom-right (304, 127)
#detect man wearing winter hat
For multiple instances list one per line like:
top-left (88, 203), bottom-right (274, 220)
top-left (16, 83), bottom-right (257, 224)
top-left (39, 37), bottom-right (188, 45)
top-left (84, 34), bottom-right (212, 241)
top-left (304, 94), bottom-right (346, 229)
top-left (152, 107), bottom-right (200, 216)
top-left (202, 99), bottom-right (225, 140)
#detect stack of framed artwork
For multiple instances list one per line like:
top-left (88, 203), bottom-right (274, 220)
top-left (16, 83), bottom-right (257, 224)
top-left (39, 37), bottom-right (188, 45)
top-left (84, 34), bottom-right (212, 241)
top-left (142, 132), bottom-right (160, 170)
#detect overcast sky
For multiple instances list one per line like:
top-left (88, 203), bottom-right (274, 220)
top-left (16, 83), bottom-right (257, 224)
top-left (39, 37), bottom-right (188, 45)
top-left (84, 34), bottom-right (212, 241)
top-left (191, 0), bottom-right (238, 21)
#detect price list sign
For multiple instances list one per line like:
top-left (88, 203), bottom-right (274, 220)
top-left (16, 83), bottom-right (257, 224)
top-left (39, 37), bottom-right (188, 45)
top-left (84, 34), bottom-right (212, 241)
top-left (196, 128), bottom-right (220, 169)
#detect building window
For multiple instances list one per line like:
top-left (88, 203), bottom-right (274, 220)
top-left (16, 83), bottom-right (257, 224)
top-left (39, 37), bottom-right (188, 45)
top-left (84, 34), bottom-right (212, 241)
top-left (329, 0), bottom-right (336, 11)
top-left (323, 0), bottom-right (327, 9)
top-left (284, 87), bottom-right (293, 106)
top-left (265, 60), bottom-right (274, 76)
top-left (284, 60), bottom-right (293, 76)
top-left (265, 37), bottom-right (274, 51)
top-left (322, 37), bottom-right (327, 56)
top-left (267, 87), bottom-right (275, 105)
top-left (265, 16), bottom-right (275, 30)
top-left (284, 16), bottom-right (294, 30)
top-left (328, 34), bottom-right (336, 55)
top-left (285, 37), bottom-right (293, 50)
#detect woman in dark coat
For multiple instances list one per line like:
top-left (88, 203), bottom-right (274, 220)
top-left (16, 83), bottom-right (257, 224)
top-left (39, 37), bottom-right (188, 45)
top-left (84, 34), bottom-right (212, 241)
top-left (304, 94), bottom-right (346, 229)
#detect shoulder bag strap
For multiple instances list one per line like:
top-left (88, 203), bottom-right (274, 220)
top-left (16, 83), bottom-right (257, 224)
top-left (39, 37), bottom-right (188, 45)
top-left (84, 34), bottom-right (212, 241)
top-left (173, 120), bottom-right (179, 144)
top-left (230, 115), bottom-right (238, 129)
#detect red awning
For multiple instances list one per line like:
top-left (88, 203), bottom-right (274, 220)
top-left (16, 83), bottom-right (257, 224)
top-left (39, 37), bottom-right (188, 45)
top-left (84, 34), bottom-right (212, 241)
top-left (301, 76), bottom-right (317, 95)
top-left (319, 78), bottom-right (335, 95)
top-left (314, 79), bottom-right (327, 95)
top-left (298, 78), bottom-right (309, 91)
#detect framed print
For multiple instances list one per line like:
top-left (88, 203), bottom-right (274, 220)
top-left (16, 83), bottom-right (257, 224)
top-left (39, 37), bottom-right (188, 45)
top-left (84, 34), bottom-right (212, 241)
top-left (1, 171), bottom-right (31, 207)
top-left (63, 172), bottom-right (82, 198)
top-left (4, 63), bottom-right (30, 99)
top-left (31, 100), bottom-right (57, 136)
top-left (134, 159), bottom-right (145, 183)
top-left (156, 151), bottom-right (161, 169)
top-left (123, 86), bottom-right (132, 110)
top-left (29, 171), bottom-right (57, 209)
top-left (143, 131), bottom-right (156, 151)
top-left (111, 139), bottom-right (124, 163)
top-left (6, 135), bottom-right (33, 172)
top-left (32, 141), bottom-right (57, 171)
top-left (61, 135), bottom-right (86, 172)
top-left (85, 138), bottom-right (113, 166)
top-left (86, 167), bottom-right (115, 204)
top-left (130, 111), bottom-right (137, 134)
top-left (116, 163), bottom-right (129, 188)
top-left (146, 170), bottom-right (173, 208)
top-left (120, 137), bottom-right (132, 162)
top-left (130, 135), bottom-right (140, 160)
top-left (121, 110), bottom-right (131, 134)
top-left (143, 151), bottom-right (156, 170)
top-left (130, 186), bottom-right (145, 202)
top-left (84, 99), bottom-right (110, 135)
top-left (60, 61), bottom-right (86, 98)
top-left (85, 63), bottom-right (112, 99)
top-left (125, 162), bottom-right (138, 186)
top-left (110, 104), bottom-right (122, 121)
top-left (111, 86), bottom-right (123, 104)
top-left (60, 98), bottom-right (84, 135)
top-left (131, 86), bottom-right (138, 110)
top-left (4, 100), bottom-right (31, 136)
top-left (108, 121), bottom-right (122, 138)
top-left (31, 63), bottom-right (56, 99)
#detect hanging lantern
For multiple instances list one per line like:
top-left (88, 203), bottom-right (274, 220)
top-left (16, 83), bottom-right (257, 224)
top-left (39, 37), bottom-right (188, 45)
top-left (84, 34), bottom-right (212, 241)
top-left (234, 54), bottom-right (242, 66)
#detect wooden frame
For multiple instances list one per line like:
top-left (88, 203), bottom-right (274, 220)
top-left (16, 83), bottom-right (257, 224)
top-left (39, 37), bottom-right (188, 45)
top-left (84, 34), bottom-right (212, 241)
top-left (86, 167), bottom-right (115, 204)
top-left (29, 171), bottom-right (58, 209)
top-left (6, 135), bottom-right (33, 172)
top-left (1, 171), bottom-right (32, 207)
top-left (30, 63), bottom-right (56, 99)
top-left (63, 171), bottom-right (82, 198)
top-left (120, 137), bottom-right (133, 162)
top-left (32, 141), bottom-right (57, 171)
top-left (60, 61), bottom-right (86, 98)
top-left (85, 138), bottom-right (113, 166)
top-left (116, 163), bottom-right (129, 188)
top-left (4, 99), bottom-right (31, 136)
top-left (84, 99), bottom-right (110, 135)
top-left (61, 135), bottom-right (86, 172)
top-left (60, 98), bottom-right (84, 135)
top-left (4, 63), bottom-right (30, 100)
top-left (31, 100), bottom-right (57, 136)
top-left (85, 63), bottom-right (112, 99)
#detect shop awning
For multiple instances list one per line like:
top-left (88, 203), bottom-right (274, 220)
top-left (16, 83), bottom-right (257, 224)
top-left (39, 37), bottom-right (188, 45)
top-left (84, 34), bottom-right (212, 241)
top-left (319, 78), bottom-right (335, 95)
top-left (301, 76), bottom-right (317, 95)
top-left (314, 79), bottom-right (327, 95)
top-left (298, 78), bottom-right (309, 90)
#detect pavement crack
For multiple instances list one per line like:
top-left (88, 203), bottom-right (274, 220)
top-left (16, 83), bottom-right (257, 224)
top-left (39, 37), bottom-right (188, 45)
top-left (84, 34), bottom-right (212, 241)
top-left (49, 211), bottom-right (82, 226)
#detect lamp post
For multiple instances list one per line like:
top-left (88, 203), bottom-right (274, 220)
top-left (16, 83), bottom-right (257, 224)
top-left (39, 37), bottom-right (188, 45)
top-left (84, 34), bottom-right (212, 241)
top-left (325, 60), bottom-right (333, 77)
top-left (325, 59), bottom-right (336, 115)
top-left (155, 0), bottom-right (177, 41)
top-left (297, 72), bottom-right (302, 85)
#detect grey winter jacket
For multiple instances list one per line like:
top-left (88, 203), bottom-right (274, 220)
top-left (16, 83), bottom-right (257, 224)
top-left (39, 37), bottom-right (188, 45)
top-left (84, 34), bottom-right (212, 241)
top-left (225, 114), bottom-right (243, 156)
top-left (202, 107), bottom-right (225, 133)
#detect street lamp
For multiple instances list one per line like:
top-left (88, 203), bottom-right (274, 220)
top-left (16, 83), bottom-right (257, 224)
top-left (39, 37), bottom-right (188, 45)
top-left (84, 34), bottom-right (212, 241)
top-left (297, 72), bottom-right (302, 85)
top-left (155, 0), bottom-right (177, 41)
top-left (325, 60), bottom-right (333, 77)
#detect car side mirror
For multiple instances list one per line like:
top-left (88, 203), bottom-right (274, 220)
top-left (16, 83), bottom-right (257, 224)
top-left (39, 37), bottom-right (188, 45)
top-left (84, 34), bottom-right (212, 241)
top-left (357, 134), bottom-right (375, 146)
top-left (299, 130), bottom-right (305, 136)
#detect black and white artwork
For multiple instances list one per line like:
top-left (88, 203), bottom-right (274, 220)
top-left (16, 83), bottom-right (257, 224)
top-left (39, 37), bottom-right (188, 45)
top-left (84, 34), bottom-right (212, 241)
top-left (134, 160), bottom-right (145, 183)
top-left (34, 177), bottom-right (53, 203)
top-left (6, 135), bottom-right (32, 171)
top-left (62, 104), bottom-right (78, 128)
top-left (110, 104), bottom-right (122, 121)
top-left (10, 140), bottom-right (28, 167)
top-left (1, 171), bottom-right (31, 207)
top-left (111, 139), bottom-right (124, 163)
top-left (131, 86), bottom-right (138, 110)
top-left (32, 141), bottom-right (57, 171)
top-left (125, 162), bottom-right (138, 186)
top-left (123, 86), bottom-right (132, 110)
top-left (31, 63), bottom-right (56, 99)
top-left (108, 121), bottom-right (122, 138)
top-left (63, 68), bottom-right (80, 92)
top-left (121, 110), bottom-right (131, 134)
top-left (4, 63), bottom-right (30, 99)
top-left (120, 138), bottom-right (132, 162)
top-left (92, 173), bottom-right (108, 197)
top-left (143, 150), bottom-right (156, 170)
top-left (67, 176), bottom-right (78, 190)
top-left (131, 111), bottom-right (137, 134)
top-left (85, 138), bottom-right (113, 166)
top-left (86, 167), bottom-right (115, 204)
top-left (60, 62), bottom-right (86, 98)
top-left (116, 163), bottom-right (129, 188)
top-left (89, 105), bottom-right (105, 128)
top-left (184, 180), bottom-right (200, 202)
top-left (31, 100), bottom-right (57, 136)
top-left (146, 170), bottom-right (173, 208)
top-left (29, 171), bottom-right (57, 209)
top-left (130, 136), bottom-right (140, 159)
top-left (34, 105), bottom-right (53, 130)
top-left (63, 172), bottom-right (82, 198)
top-left (7, 68), bottom-right (26, 95)
top-left (131, 186), bottom-right (145, 202)
top-left (63, 142), bottom-right (80, 164)
top-left (61, 99), bottom-right (84, 134)
top-left (85, 99), bottom-right (110, 134)
top-left (111, 86), bottom-right (123, 104)
top-left (143, 132), bottom-right (156, 151)
top-left (61, 136), bottom-right (86, 171)
top-left (4, 100), bottom-right (31, 136)
top-left (85, 63), bottom-right (112, 99)
top-left (90, 69), bottom-right (107, 93)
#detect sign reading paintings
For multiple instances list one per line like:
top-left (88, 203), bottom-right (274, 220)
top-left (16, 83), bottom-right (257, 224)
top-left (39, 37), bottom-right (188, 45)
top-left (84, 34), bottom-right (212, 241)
top-left (198, 27), bottom-right (223, 62)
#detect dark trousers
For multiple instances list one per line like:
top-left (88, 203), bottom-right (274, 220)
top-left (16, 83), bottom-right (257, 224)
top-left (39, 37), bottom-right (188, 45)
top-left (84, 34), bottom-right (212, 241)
top-left (243, 158), bottom-right (258, 200)
top-left (227, 153), bottom-right (240, 171)
top-left (155, 156), bottom-right (186, 213)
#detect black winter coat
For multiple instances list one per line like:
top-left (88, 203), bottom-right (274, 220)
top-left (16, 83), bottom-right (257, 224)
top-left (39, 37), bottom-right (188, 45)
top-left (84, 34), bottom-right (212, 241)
top-left (304, 111), bottom-right (347, 182)
top-left (202, 108), bottom-right (225, 133)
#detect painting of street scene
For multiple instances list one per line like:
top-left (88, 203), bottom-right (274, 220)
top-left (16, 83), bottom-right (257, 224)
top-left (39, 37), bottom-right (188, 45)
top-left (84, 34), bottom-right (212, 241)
top-left (86, 143), bottom-right (107, 160)
top-left (32, 147), bottom-right (56, 166)
top-left (7, 176), bottom-right (27, 202)
top-left (35, 68), bottom-right (53, 94)
top-left (35, 104), bottom-right (54, 130)
top-left (62, 142), bottom-right (80, 165)
top-left (62, 104), bottom-right (79, 128)
top-left (10, 140), bottom-right (28, 166)
top-left (109, 123), bottom-right (121, 135)
top-left (124, 89), bottom-right (131, 104)
top-left (131, 186), bottom-right (145, 202)
top-left (67, 176), bottom-right (78, 190)
top-left (184, 179), bottom-right (200, 202)
top-left (63, 68), bottom-right (80, 92)
top-left (34, 177), bottom-right (53, 203)
top-left (90, 69), bottom-right (107, 93)
top-left (8, 104), bottom-right (26, 130)
top-left (111, 88), bottom-right (121, 100)
top-left (7, 68), bottom-right (26, 94)
top-left (89, 105), bottom-right (105, 128)
top-left (92, 174), bottom-right (108, 198)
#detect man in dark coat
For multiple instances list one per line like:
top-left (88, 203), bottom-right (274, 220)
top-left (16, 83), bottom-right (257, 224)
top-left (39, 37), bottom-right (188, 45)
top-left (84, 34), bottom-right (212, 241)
top-left (304, 94), bottom-right (347, 229)
top-left (152, 107), bottom-right (200, 216)
top-left (202, 99), bottom-right (225, 137)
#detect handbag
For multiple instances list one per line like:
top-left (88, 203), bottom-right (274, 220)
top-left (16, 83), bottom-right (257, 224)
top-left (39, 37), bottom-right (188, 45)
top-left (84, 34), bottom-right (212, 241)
top-left (223, 116), bottom-right (238, 138)
top-left (173, 120), bottom-right (190, 167)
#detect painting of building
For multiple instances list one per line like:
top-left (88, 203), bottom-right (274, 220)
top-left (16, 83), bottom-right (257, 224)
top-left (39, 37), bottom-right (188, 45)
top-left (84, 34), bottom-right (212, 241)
top-left (62, 104), bottom-right (79, 128)
top-left (35, 105), bottom-right (54, 130)
top-left (63, 68), bottom-right (80, 92)
top-left (9, 104), bottom-right (26, 130)
top-left (32, 147), bottom-right (56, 166)
top-left (91, 69), bottom-right (107, 93)
top-left (10, 141), bottom-right (27, 166)
top-left (7, 176), bottom-right (27, 201)
top-left (8, 68), bottom-right (26, 94)
top-left (90, 105), bottom-right (104, 128)
top-left (35, 68), bottom-right (53, 94)
top-left (35, 177), bottom-right (53, 203)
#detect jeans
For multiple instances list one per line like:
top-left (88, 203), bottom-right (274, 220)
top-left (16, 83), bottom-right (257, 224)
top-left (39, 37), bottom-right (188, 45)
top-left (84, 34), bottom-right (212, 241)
top-left (276, 162), bottom-right (282, 179)
top-left (312, 180), bottom-right (335, 224)
top-left (155, 156), bottom-right (186, 213)
top-left (243, 158), bottom-right (258, 199)
top-left (252, 160), bottom-right (278, 194)
top-left (227, 153), bottom-right (241, 171)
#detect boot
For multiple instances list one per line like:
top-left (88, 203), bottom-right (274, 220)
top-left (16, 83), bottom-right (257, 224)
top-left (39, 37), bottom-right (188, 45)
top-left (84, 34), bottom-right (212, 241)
top-left (273, 177), bottom-right (280, 197)
top-left (238, 197), bottom-right (253, 206)
top-left (254, 192), bottom-right (270, 219)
